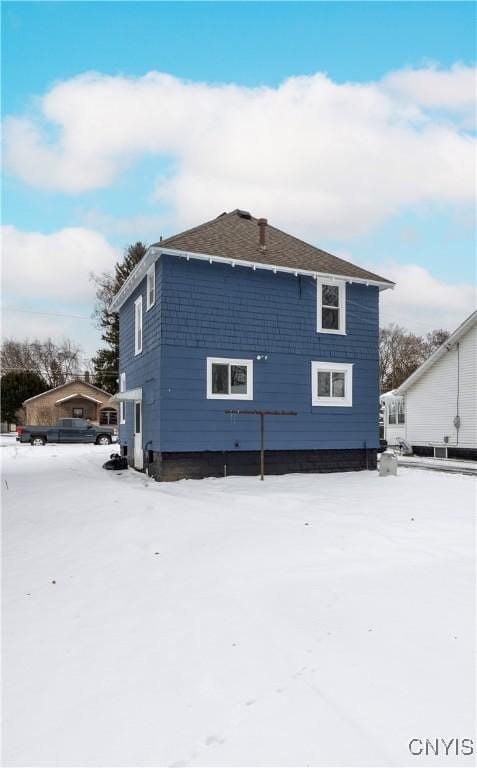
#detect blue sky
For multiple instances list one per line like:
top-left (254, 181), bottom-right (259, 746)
top-left (2, 2), bottom-right (476, 357)
top-left (3, 2), bottom-right (475, 105)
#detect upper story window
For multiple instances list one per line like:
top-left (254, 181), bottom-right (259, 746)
top-left (146, 264), bottom-right (155, 310)
top-left (207, 357), bottom-right (253, 400)
top-left (311, 361), bottom-right (353, 407)
top-left (317, 279), bottom-right (346, 334)
top-left (134, 296), bottom-right (143, 355)
top-left (388, 398), bottom-right (405, 425)
top-left (119, 372), bottom-right (126, 424)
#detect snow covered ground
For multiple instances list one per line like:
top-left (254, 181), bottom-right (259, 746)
top-left (396, 454), bottom-right (477, 475)
top-left (2, 443), bottom-right (476, 767)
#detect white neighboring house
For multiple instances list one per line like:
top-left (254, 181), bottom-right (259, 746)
top-left (380, 390), bottom-right (406, 447)
top-left (393, 310), bottom-right (477, 460)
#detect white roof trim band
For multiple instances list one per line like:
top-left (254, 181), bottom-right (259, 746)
top-left (110, 246), bottom-right (394, 311)
top-left (55, 393), bottom-right (103, 404)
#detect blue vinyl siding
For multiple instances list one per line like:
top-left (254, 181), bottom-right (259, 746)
top-left (119, 253), bottom-right (380, 454)
top-left (118, 259), bottom-right (162, 453)
top-left (159, 255), bottom-right (379, 451)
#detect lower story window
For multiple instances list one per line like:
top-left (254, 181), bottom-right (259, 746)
top-left (207, 357), bottom-right (253, 400)
top-left (100, 408), bottom-right (118, 425)
top-left (312, 361), bottom-right (353, 407)
top-left (388, 398), bottom-right (405, 425)
top-left (72, 407), bottom-right (84, 418)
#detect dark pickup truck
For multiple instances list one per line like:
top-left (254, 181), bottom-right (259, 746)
top-left (17, 418), bottom-right (117, 446)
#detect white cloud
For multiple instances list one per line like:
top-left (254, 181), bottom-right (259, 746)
top-left (0, 308), bottom-right (103, 361)
top-left (1, 226), bottom-right (119, 357)
top-left (382, 63), bottom-right (476, 113)
top-left (1, 225), bottom-right (119, 301)
top-left (379, 263), bottom-right (476, 334)
top-left (3, 66), bottom-right (476, 239)
top-left (79, 209), bottom-right (168, 240)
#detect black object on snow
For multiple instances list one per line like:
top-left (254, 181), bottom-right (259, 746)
top-left (103, 453), bottom-right (129, 471)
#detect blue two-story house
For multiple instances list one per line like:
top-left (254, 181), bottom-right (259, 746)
top-left (111, 209), bottom-right (394, 480)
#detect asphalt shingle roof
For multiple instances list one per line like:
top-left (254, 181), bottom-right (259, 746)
top-left (153, 209), bottom-right (393, 285)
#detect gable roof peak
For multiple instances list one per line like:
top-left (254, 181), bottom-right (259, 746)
top-left (22, 378), bottom-right (114, 405)
top-left (396, 309), bottom-right (477, 394)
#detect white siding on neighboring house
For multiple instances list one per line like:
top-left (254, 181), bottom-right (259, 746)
top-left (455, 322), bottom-right (477, 448)
top-left (404, 321), bottom-right (477, 448)
top-left (385, 421), bottom-right (407, 446)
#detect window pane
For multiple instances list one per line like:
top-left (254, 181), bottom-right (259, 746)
top-left (119, 375), bottom-right (125, 422)
top-left (398, 413), bottom-right (405, 424)
top-left (212, 364), bottom-right (229, 394)
top-left (322, 307), bottom-right (339, 330)
top-left (148, 272), bottom-right (154, 305)
top-left (135, 403), bottom-right (141, 433)
top-left (322, 285), bottom-right (339, 307)
top-left (100, 409), bottom-right (117, 425)
top-left (388, 405), bottom-right (396, 425)
top-left (332, 372), bottom-right (345, 397)
top-left (135, 300), bottom-right (142, 352)
top-left (388, 401), bottom-right (397, 424)
top-left (230, 365), bottom-right (247, 394)
top-left (318, 371), bottom-right (330, 397)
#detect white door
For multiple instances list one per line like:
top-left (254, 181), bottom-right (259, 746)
top-left (134, 401), bottom-right (143, 469)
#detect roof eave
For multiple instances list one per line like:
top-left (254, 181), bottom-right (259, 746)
top-left (55, 393), bottom-right (103, 404)
top-left (23, 380), bottom-right (114, 405)
top-left (110, 246), bottom-right (394, 312)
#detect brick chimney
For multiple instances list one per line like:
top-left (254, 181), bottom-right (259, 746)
top-left (84, 370), bottom-right (90, 383)
top-left (258, 218), bottom-right (268, 251)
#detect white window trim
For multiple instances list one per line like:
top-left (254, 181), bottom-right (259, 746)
top-left (146, 264), bottom-right (155, 311)
top-left (311, 361), bottom-right (353, 407)
top-left (388, 397), bottom-right (405, 425)
top-left (119, 372), bottom-right (126, 424)
top-left (134, 296), bottom-right (143, 355)
top-left (316, 279), bottom-right (346, 335)
top-left (207, 357), bottom-right (253, 400)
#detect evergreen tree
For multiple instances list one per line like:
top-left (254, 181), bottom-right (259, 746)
top-left (1, 370), bottom-right (48, 424)
top-left (92, 242), bottom-right (147, 392)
